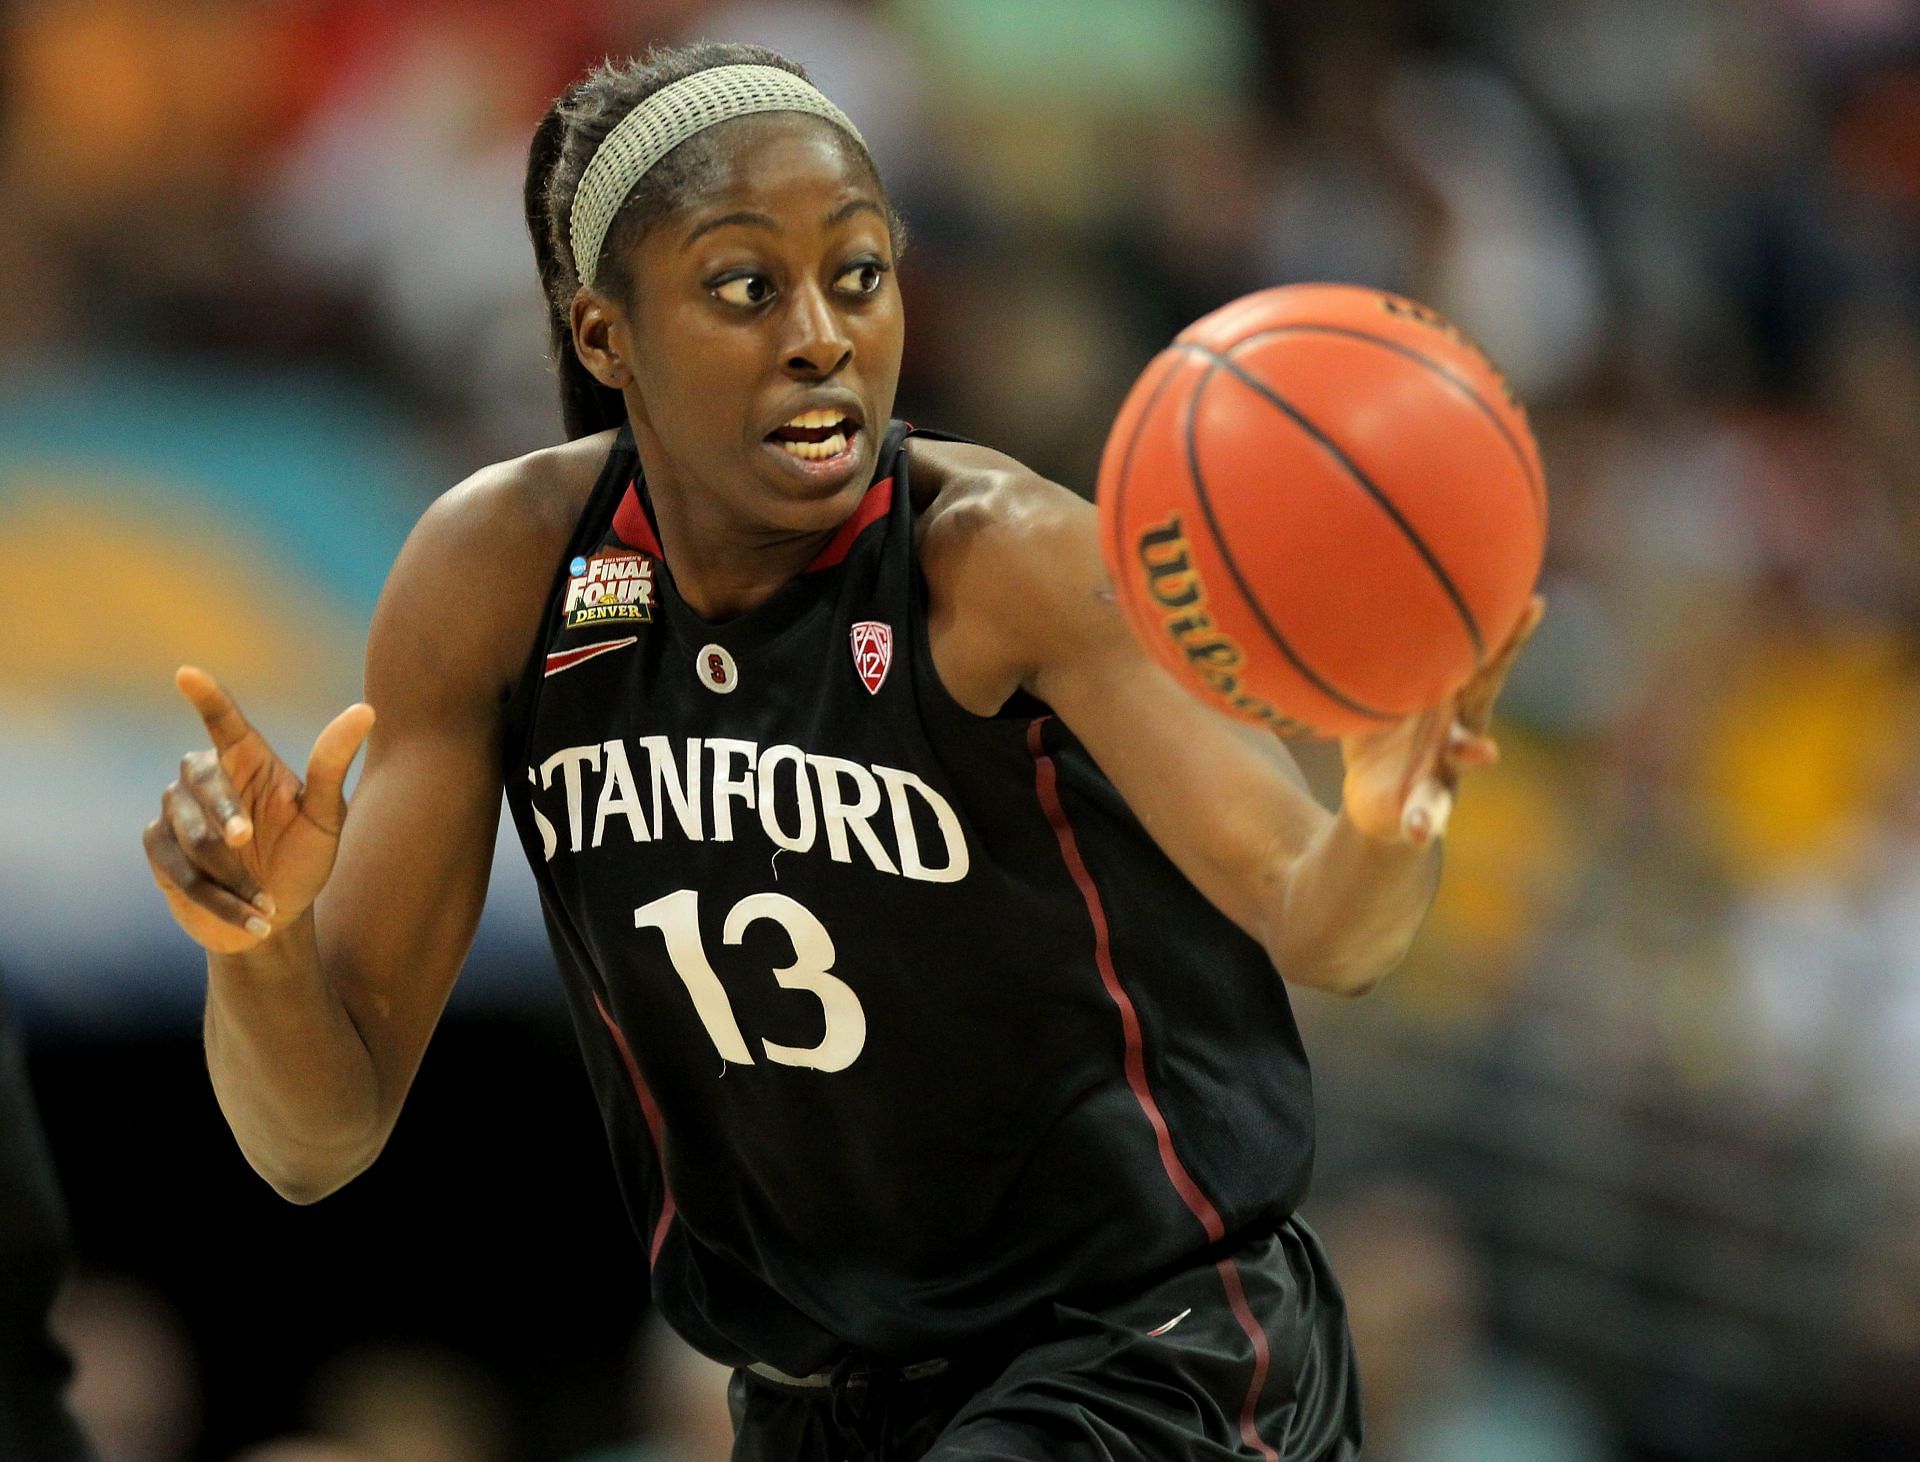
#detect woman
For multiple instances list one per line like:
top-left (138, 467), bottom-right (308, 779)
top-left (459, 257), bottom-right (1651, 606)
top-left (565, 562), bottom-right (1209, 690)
top-left (143, 43), bottom-right (1540, 1461)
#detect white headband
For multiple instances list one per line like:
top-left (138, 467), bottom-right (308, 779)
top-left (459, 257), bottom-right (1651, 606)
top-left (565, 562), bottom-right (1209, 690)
top-left (569, 64), bottom-right (869, 289)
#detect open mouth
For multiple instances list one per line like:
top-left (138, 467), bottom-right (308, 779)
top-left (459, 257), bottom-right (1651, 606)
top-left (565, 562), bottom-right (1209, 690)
top-left (766, 408), bottom-right (860, 463)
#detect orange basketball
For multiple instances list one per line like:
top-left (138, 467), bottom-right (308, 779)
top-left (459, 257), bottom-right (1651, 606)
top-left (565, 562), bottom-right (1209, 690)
top-left (1096, 283), bottom-right (1547, 739)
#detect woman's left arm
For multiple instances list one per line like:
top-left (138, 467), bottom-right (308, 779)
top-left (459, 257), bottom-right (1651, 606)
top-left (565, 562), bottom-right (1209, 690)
top-left (921, 459), bottom-right (1542, 998)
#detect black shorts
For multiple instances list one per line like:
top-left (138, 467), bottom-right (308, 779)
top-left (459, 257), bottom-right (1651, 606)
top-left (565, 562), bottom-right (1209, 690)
top-left (727, 1217), bottom-right (1363, 1462)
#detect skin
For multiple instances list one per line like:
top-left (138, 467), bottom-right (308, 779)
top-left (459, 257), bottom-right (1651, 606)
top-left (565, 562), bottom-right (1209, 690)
top-left (142, 111), bottom-right (1541, 1203)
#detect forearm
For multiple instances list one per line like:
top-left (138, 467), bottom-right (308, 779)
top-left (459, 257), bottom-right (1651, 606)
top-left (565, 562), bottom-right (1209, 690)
top-left (203, 909), bottom-right (384, 1202)
top-left (1263, 807), bottom-right (1441, 996)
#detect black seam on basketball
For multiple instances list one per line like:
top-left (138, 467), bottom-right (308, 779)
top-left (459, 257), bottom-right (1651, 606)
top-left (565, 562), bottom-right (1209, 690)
top-left (1182, 364), bottom-right (1396, 723)
top-left (1178, 341), bottom-right (1486, 664)
top-left (1110, 348), bottom-right (1189, 587)
top-left (1222, 323), bottom-right (1544, 529)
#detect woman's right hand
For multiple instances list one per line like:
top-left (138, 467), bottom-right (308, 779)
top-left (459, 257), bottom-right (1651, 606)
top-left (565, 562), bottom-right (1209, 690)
top-left (143, 667), bottom-right (376, 955)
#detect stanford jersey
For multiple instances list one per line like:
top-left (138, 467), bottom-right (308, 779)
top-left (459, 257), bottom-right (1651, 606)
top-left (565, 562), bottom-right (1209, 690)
top-left (501, 422), bottom-right (1316, 1374)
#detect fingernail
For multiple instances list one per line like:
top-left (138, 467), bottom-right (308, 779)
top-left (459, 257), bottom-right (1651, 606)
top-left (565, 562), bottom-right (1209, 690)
top-left (252, 893), bottom-right (276, 917)
top-left (1401, 781), bottom-right (1453, 843)
top-left (225, 816), bottom-right (250, 842)
top-left (245, 916), bottom-right (271, 939)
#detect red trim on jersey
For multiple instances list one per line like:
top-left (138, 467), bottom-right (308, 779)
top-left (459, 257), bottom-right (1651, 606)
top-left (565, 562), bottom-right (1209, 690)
top-left (1025, 714), bottom-right (1278, 1458)
top-left (610, 481), bottom-right (663, 557)
top-left (544, 635), bottom-right (638, 677)
top-left (1027, 716), bottom-right (1277, 1454)
top-left (1025, 716), bottom-right (1227, 1245)
top-left (1216, 1258), bottom-right (1280, 1462)
top-left (591, 991), bottom-right (677, 1266)
top-left (609, 475), bottom-right (891, 573)
top-left (804, 476), bottom-right (893, 572)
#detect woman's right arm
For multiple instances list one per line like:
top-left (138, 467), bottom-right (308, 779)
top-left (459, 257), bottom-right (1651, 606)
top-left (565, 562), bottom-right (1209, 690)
top-left (143, 461), bottom-right (564, 1202)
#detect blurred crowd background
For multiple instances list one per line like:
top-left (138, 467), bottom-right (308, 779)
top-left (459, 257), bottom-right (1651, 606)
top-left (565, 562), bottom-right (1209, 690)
top-left (3, 0), bottom-right (1918, 1458)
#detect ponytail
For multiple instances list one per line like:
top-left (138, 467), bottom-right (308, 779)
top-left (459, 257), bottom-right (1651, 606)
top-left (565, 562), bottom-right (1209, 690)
top-left (524, 94), bottom-right (627, 440)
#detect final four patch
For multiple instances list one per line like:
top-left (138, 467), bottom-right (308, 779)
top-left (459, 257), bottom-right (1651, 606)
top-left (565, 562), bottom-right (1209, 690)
top-left (564, 549), bottom-right (654, 628)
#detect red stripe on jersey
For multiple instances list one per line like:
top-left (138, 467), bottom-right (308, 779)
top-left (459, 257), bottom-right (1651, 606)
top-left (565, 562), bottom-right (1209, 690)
top-left (610, 481), bottom-right (663, 557)
top-left (1025, 716), bottom-right (1228, 1245)
top-left (544, 636), bottom-right (638, 677)
top-left (805, 476), bottom-right (894, 572)
top-left (591, 991), bottom-right (677, 1266)
top-left (609, 476), bottom-right (890, 573)
top-left (1216, 1258), bottom-right (1280, 1462)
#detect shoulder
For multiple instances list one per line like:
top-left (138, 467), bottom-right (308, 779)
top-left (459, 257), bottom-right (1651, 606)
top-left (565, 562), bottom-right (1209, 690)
top-left (371, 429), bottom-right (618, 706)
top-left (415, 429), bottom-right (615, 557)
top-left (906, 435), bottom-right (1092, 580)
top-left (904, 435), bottom-right (1108, 711)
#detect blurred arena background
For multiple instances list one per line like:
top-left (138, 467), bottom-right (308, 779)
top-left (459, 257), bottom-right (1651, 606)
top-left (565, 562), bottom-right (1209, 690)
top-left (3, 0), bottom-right (1919, 1458)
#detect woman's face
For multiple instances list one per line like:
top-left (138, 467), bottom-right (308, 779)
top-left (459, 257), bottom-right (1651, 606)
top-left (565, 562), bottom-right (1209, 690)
top-left (604, 113), bottom-right (904, 534)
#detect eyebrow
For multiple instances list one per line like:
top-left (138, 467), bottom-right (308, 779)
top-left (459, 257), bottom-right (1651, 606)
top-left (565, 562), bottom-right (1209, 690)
top-left (682, 209), bottom-right (778, 247)
top-left (827, 198), bottom-right (886, 228)
top-left (681, 197), bottom-right (886, 249)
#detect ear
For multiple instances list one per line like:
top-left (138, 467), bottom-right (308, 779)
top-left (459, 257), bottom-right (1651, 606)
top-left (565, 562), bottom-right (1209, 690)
top-left (571, 289), bottom-right (633, 390)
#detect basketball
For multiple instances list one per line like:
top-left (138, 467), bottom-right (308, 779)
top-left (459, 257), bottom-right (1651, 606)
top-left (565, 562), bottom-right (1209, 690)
top-left (1097, 283), bottom-right (1547, 739)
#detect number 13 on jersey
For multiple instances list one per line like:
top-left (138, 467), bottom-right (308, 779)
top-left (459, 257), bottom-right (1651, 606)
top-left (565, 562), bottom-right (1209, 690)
top-left (634, 889), bottom-right (867, 1073)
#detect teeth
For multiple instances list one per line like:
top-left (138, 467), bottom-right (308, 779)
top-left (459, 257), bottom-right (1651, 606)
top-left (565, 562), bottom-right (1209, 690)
top-left (776, 431), bottom-right (849, 461)
top-left (783, 408), bottom-right (848, 431)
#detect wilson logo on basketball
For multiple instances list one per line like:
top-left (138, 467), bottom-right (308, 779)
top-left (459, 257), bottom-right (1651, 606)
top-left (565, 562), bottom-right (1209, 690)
top-left (1135, 516), bottom-right (1312, 737)
top-left (563, 549), bottom-right (654, 629)
top-left (850, 620), bottom-right (892, 694)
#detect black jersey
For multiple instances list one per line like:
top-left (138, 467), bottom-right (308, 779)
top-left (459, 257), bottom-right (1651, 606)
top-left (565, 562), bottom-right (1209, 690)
top-left (501, 422), bottom-right (1316, 1374)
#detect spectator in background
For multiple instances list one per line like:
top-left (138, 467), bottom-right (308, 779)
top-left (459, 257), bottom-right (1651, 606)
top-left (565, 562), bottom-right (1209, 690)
top-left (261, 13), bottom-right (568, 461)
top-left (0, 976), bottom-right (97, 1461)
top-left (1316, 1179), bottom-right (1615, 1462)
top-left (688, 0), bottom-right (932, 186)
top-left (570, 1313), bottom-right (736, 1462)
top-left (1834, 1176), bottom-right (1920, 1460)
top-left (52, 1274), bottom-right (199, 1462)
top-left (306, 1342), bottom-right (510, 1462)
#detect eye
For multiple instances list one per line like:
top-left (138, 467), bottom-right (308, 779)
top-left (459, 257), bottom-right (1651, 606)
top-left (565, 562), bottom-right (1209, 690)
top-left (835, 260), bottom-right (889, 297)
top-left (712, 274), bottom-right (773, 307)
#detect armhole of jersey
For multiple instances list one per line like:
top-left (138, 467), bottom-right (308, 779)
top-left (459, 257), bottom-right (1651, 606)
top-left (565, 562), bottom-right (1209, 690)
top-left (499, 426), bottom-right (640, 780)
top-left (900, 426), bottom-right (1055, 729)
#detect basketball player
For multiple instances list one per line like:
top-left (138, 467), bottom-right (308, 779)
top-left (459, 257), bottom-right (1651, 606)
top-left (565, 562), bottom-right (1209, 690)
top-left (142, 45), bottom-right (1542, 1461)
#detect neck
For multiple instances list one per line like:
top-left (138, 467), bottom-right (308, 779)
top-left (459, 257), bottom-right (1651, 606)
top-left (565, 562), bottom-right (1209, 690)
top-left (643, 468), bottom-right (836, 621)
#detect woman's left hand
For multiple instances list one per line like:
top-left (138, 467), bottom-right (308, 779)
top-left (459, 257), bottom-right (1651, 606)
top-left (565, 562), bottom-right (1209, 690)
top-left (1338, 595), bottom-right (1546, 846)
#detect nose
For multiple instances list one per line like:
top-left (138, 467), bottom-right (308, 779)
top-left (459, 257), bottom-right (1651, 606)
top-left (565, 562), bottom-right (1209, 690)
top-left (780, 278), bottom-right (852, 379)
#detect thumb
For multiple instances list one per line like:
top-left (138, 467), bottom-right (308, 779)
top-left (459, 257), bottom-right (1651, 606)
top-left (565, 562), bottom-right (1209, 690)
top-left (300, 703), bottom-right (377, 835)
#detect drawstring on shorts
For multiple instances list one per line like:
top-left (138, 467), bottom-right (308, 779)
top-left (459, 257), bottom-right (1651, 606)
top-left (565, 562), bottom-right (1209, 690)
top-left (749, 1353), bottom-right (953, 1462)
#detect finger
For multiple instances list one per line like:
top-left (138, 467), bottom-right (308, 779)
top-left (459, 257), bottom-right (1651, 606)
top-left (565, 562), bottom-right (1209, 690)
top-left (300, 703), bottom-right (377, 835)
top-left (1400, 778), bottom-right (1454, 845)
top-left (181, 748), bottom-right (252, 846)
top-left (1440, 722), bottom-right (1500, 776)
top-left (164, 785), bottom-right (271, 913)
top-left (143, 820), bottom-right (272, 939)
top-left (176, 666), bottom-right (258, 756)
top-left (1458, 595), bottom-right (1547, 733)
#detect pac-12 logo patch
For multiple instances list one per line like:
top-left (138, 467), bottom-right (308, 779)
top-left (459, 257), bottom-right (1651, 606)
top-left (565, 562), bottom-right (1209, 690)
top-left (564, 549), bottom-right (654, 629)
top-left (850, 620), bottom-right (892, 694)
